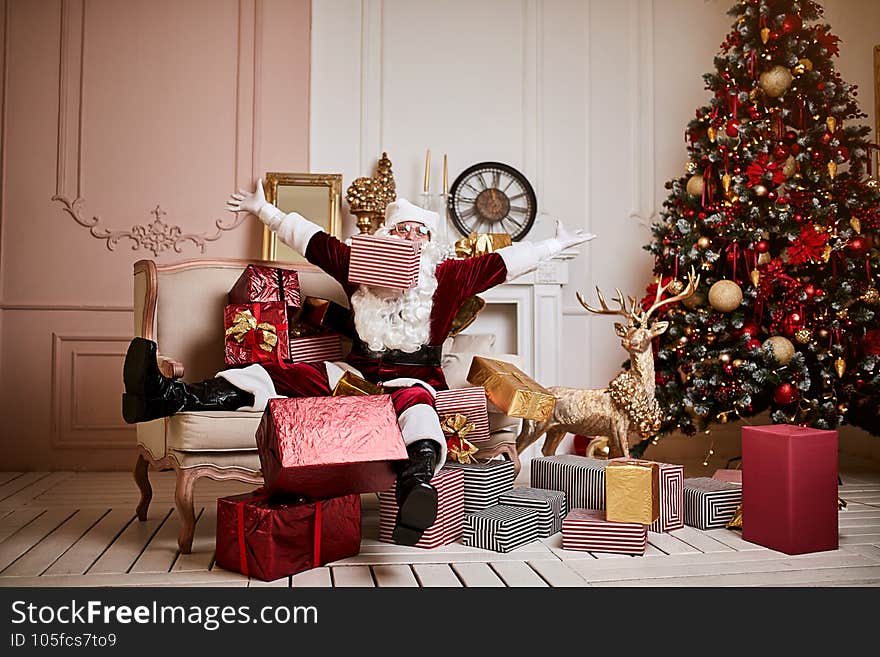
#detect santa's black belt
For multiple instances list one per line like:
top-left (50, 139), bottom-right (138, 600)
top-left (353, 342), bottom-right (442, 367)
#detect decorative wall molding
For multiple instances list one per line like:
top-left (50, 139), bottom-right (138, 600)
top-left (0, 0), bottom-right (7, 278)
top-left (0, 303), bottom-right (132, 312)
top-left (627, 0), bottom-right (657, 227)
top-left (51, 0), bottom-right (259, 255)
top-left (51, 333), bottom-right (134, 449)
top-left (360, 0), bottom-right (383, 175)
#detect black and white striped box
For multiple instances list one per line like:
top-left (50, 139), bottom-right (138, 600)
top-left (378, 468), bottom-right (464, 549)
top-left (562, 508), bottom-right (648, 555)
top-left (463, 505), bottom-right (541, 553)
top-left (441, 461), bottom-right (516, 513)
top-left (649, 462), bottom-right (685, 533)
top-left (497, 487), bottom-right (566, 538)
top-left (530, 455), bottom-right (608, 510)
top-left (683, 477), bottom-right (742, 530)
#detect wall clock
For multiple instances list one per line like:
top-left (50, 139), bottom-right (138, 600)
top-left (447, 161), bottom-right (537, 241)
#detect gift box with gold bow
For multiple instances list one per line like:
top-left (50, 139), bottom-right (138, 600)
top-left (223, 302), bottom-right (289, 366)
top-left (454, 232), bottom-right (512, 258)
top-left (466, 356), bottom-right (556, 422)
top-left (435, 388), bottom-right (491, 459)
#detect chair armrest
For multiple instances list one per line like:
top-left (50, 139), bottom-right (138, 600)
top-left (158, 356), bottom-right (184, 380)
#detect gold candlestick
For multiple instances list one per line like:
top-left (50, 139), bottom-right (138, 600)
top-left (443, 154), bottom-right (448, 194)
top-left (423, 149), bottom-right (431, 193)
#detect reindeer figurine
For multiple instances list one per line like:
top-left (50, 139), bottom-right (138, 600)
top-left (516, 270), bottom-right (699, 458)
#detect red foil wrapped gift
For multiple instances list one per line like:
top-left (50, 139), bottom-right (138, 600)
top-left (742, 424), bottom-right (838, 555)
top-left (224, 302), bottom-right (290, 366)
top-left (257, 395), bottom-right (408, 498)
top-left (215, 489), bottom-right (361, 581)
top-left (228, 264), bottom-right (302, 309)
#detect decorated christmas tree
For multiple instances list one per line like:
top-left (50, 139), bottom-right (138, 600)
top-left (646, 0), bottom-right (880, 444)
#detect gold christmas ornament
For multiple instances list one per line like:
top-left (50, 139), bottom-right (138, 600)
top-left (732, 359), bottom-right (745, 368)
top-left (825, 117), bottom-right (837, 133)
top-left (760, 65), bottom-right (793, 98)
top-left (721, 173), bottom-right (732, 193)
top-left (795, 328), bottom-right (813, 344)
top-left (726, 504), bottom-right (743, 530)
top-left (861, 287), bottom-right (880, 305)
top-left (750, 268), bottom-right (761, 287)
top-left (753, 184), bottom-right (768, 196)
top-left (827, 161), bottom-right (837, 179)
top-left (763, 336), bottom-right (795, 365)
top-left (707, 126), bottom-right (718, 143)
top-left (760, 27), bottom-right (770, 44)
top-left (850, 217), bottom-right (862, 234)
top-left (667, 279), bottom-right (685, 295)
top-left (697, 236), bottom-right (711, 249)
top-left (757, 252), bottom-right (772, 266)
top-left (834, 357), bottom-right (846, 378)
top-left (783, 155), bottom-right (797, 178)
top-left (708, 280), bottom-right (743, 312)
top-left (798, 58), bottom-right (813, 72)
top-left (686, 174), bottom-right (705, 197)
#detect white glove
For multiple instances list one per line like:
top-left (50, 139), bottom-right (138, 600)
top-left (554, 220), bottom-right (596, 250)
top-left (226, 178), bottom-right (285, 229)
top-left (498, 220), bottom-right (597, 281)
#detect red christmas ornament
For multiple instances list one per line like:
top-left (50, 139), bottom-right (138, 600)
top-left (726, 120), bottom-right (741, 138)
top-left (769, 30), bottom-right (780, 41)
top-left (785, 131), bottom-right (797, 142)
top-left (817, 82), bottom-right (826, 91)
top-left (819, 131), bottom-right (833, 145)
top-left (791, 143), bottom-right (801, 154)
top-left (814, 287), bottom-right (825, 297)
top-left (755, 240), bottom-right (770, 253)
top-left (773, 145), bottom-right (789, 160)
top-left (793, 213), bottom-right (806, 223)
top-left (748, 105), bottom-right (761, 119)
top-left (740, 321), bottom-right (760, 337)
top-left (865, 329), bottom-right (880, 356)
top-left (782, 14), bottom-right (802, 33)
top-left (835, 145), bottom-right (849, 161)
top-left (804, 283), bottom-right (816, 297)
top-left (774, 383), bottom-right (799, 405)
top-left (848, 237), bottom-right (867, 255)
top-left (747, 338), bottom-right (762, 351)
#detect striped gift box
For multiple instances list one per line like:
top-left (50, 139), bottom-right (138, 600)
top-left (463, 505), bottom-right (540, 553)
top-left (348, 234), bottom-right (421, 289)
top-left (435, 387), bottom-right (491, 443)
top-left (649, 462), bottom-right (684, 533)
top-left (562, 508), bottom-right (648, 555)
top-left (441, 461), bottom-right (516, 513)
top-left (683, 477), bottom-right (743, 530)
top-left (497, 487), bottom-right (566, 538)
top-left (378, 468), bottom-right (464, 549)
top-left (530, 455), bottom-right (607, 510)
top-left (287, 334), bottom-right (344, 363)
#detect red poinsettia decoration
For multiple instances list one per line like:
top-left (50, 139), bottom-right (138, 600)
top-left (814, 28), bottom-right (840, 58)
top-left (746, 153), bottom-right (786, 187)
top-left (786, 224), bottom-right (830, 265)
top-left (640, 276), bottom-right (673, 312)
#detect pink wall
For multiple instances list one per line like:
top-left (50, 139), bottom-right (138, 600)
top-left (0, 0), bottom-right (311, 470)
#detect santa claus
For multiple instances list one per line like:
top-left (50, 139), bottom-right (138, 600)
top-left (122, 180), bottom-right (594, 544)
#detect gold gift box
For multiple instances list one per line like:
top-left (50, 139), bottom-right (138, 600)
top-left (454, 232), bottom-right (513, 258)
top-left (606, 459), bottom-right (660, 524)
top-left (466, 356), bottom-right (556, 422)
top-left (331, 371), bottom-right (383, 397)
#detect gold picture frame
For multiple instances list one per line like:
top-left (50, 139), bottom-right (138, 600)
top-left (260, 173), bottom-right (343, 262)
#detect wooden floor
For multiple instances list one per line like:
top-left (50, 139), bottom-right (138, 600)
top-left (0, 466), bottom-right (879, 587)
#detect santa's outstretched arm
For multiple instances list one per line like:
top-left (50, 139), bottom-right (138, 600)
top-left (497, 220), bottom-right (596, 281)
top-left (227, 180), bottom-right (349, 283)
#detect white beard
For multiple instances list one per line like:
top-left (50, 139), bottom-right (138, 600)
top-left (350, 232), bottom-right (452, 353)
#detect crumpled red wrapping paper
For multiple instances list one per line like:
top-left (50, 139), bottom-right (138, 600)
top-left (228, 264), bottom-right (302, 308)
top-left (215, 490), bottom-right (361, 581)
top-left (257, 395), bottom-right (408, 498)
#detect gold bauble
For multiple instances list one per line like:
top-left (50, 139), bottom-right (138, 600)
top-left (708, 280), bottom-right (743, 312)
top-left (827, 161), bottom-right (837, 179)
top-left (861, 287), bottom-right (880, 305)
top-left (834, 357), bottom-right (846, 378)
top-left (721, 173), bottom-right (732, 193)
top-left (707, 127), bottom-right (718, 143)
top-left (697, 236), bottom-right (711, 249)
top-left (826, 117), bottom-right (837, 133)
top-left (753, 184), bottom-right (768, 196)
top-left (798, 58), bottom-right (813, 72)
top-left (783, 155), bottom-right (797, 178)
top-left (686, 174), bottom-right (705, 197)
top-left (850, 217), bottom-right (862, 234)
top-left (732, 359), bottom-right (745, 368)
top-left (667, 279), bottom-right (685, 295)
top-left (795, 328), bottom-right (813, 344)
top-left (760, 65), bottom-right (793, 98)
top-left (760, 27), bottom-right (770, 44)
top-left (763, 336), bottom-right (795, 365)
top-left (750, 269), bottom-right (761, 287)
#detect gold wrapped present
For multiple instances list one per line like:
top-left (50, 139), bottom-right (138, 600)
top-left (466, 356), bottom-right (556, 422)
top-left (331, 371), bottom-right (383, 397)
top-left (605, 459), bottom-right (660, 525)
top-left (454, 232), bottom-right (512, 258)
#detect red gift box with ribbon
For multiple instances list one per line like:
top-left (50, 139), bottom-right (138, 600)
top-left (228, 264), bottom-right (302, 309)
top-left (224, 302), bottom-right (290, 366)
top-left (215, 489), bottom-right (361, 582)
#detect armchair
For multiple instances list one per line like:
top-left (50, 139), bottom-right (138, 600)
top-left (131, 258), bottom-right (521, 554)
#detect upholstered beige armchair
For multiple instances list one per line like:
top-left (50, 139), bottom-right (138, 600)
top-left (132, 258), bottom-right (521, 554)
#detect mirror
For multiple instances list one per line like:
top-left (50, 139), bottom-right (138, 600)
top-left (261, 173), bottom-right (343, 262)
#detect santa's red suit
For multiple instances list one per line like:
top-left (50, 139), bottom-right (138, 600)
top-left (217, 197), bottom-right (586, 469)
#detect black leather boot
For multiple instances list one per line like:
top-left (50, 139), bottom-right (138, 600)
top-left (392, 440), bottom-right (440, 546)
top-left (122, 338), bottom-right (254, 423)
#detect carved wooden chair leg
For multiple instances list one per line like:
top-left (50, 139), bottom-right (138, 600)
top-left (133, 454), bottom-right (152, 521)
top-left (174, 468), bottom-right (198, 554)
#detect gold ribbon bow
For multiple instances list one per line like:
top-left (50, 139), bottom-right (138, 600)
top-left (454, 232), bottom-right (512, 258)
top-left (441, 413), bottom-right (479, 464)
top-left (225, 309), bottom-right (279, 353)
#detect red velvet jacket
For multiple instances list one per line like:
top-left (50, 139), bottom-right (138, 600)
top-left (304, 232), bottom-right (508, 389)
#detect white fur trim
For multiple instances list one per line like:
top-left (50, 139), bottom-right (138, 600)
top-left (258, 204), bottom-right (323, 255)
top-left (497, 239), bottom-right (558, 281)
top-left (396, 404), bottom-right (447, 474)
top-left (324, 361), bottom-right (364, 391)
top-left (382, 378), bottom-right (438, 399)
top-left (384, 198), bottom-right (439, 233)
top-left (215, 364), bottom-right (282, 411)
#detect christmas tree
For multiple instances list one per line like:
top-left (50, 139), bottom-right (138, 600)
top-left (646, 0), bottom-right (880, 444)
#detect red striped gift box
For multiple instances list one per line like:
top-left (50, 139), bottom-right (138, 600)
top-left (561, 508), bottom-right (648, 555)
top-left (378, 468), bottom-right (464, 549)
top-left (435, 387), bottom-right (491, 443)
top-left (287, 334), bottom-right (345, 363)
top-left (348, 234), bottom-right (421, 289)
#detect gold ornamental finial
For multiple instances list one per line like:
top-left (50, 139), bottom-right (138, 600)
top-left (346, 152), bottom-right (398, 233)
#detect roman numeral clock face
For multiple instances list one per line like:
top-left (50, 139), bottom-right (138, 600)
top-left (447, 162), bottom-right (537, 241)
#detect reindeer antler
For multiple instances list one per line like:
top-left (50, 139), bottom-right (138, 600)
top-left (634, 267), bottom-right (700, 325)
top-left (577, 287), bottom-right (638, 321)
